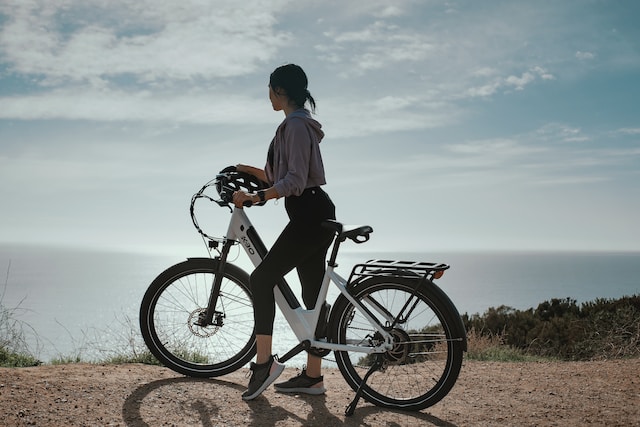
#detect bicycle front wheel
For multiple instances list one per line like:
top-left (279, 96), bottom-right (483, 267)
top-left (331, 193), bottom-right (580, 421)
top-left (330, 275), bottom-right (465, 411)
top-left (140, 258), bottom-right (256, 377)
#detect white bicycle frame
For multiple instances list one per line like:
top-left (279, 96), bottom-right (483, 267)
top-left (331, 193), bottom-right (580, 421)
top-left (224, 206), bottom-right (394, 355)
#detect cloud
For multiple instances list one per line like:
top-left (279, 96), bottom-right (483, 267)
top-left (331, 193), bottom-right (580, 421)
top-left (320, 21), bottom-right (437, 74)
top-left (466, 66), bottom-right (555, 97)
top-left (0, 0), bottom-right (290, 87)
top-left (0, 0), bottom-right (628, 144)
top-left (0, 88), bottom-right (274, 124)
top-left (420, 121), bottom-right (640, 190)
top-left (535, 123), bottom-right (590, 143)
top-left (576, 50), bottom-right (596, 60)
top-left (616, 128), bottom-right (640, 135)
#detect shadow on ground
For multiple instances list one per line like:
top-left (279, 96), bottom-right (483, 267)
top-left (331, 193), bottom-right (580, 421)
top-left (123, 376), bottom-right (457, 427)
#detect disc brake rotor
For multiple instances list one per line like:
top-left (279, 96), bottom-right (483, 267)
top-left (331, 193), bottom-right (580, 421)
top-left (187, 308), bottom-right (220, 338)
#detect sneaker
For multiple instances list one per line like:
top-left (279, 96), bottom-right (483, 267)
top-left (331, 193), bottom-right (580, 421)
top-left (274, 369), bottom-right (326, 395)
top-left (241, 355), bottom-right (285, 401)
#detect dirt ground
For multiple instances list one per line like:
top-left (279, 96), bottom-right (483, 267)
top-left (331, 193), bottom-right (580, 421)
top-left (1, 358), bottom-right (638, 426)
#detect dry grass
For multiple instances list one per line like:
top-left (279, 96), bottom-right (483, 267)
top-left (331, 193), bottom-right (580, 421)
top-left (465, 327), bottom-right (547, 362)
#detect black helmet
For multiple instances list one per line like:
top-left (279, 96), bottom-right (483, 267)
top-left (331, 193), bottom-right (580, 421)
top-left (215, 166), bottom-right (269, 205)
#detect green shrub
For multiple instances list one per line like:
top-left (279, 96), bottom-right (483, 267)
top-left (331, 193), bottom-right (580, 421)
top-left (0, 345), bottom-right (41, 367)
top-left (462, 295), bottom-right (640, 361)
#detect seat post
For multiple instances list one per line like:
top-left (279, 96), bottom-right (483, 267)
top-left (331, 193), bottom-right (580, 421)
top-left (327, 235), bottom-right (344, 268)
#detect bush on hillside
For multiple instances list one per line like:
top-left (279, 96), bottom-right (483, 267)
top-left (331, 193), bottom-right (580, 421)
top-left (462, 295), bottom-right (640, 360)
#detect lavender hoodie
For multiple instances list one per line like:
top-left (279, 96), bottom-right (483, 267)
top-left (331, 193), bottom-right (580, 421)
top-left (265, 108), bottom-right (327, 197)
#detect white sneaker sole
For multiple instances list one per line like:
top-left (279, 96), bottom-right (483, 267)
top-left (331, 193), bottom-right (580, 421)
top-left (241, 361), bottom-right (285, 401)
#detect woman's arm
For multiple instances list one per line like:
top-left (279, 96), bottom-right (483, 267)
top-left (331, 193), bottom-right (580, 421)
top-left (236, 164), bottom-right (268, 183)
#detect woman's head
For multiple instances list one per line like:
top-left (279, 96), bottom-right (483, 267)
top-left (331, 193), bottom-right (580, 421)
top-left (269, 64), bottom-right (316, 113)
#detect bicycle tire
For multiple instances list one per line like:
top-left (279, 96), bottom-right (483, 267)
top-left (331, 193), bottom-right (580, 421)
top-left (140, 258), bottom-right (256, 377)
top-left (329, 275), bottom-right (465, 411)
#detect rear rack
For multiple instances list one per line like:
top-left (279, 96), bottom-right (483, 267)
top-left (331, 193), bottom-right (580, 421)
top-left (348, 259), bottom-right (450, 283)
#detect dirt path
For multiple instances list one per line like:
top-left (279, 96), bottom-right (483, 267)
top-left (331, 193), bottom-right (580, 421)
top-left (1, 359), bottom-right (638, 426)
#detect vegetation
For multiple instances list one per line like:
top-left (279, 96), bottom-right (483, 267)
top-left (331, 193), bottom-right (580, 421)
top-left (1, 264), bottom-right (41, 367)
top-left (0, 345), bottom-right (41, 367)
top-left (463, 295), bottom-right (640, 361)
top-left (2, 258), bottom-right (639, 367)
top-left (465, 328), bottom-right (550, 362)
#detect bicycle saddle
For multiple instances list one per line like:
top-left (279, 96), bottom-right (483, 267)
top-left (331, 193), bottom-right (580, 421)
top-left (322, 220), bottom-right (373, 244)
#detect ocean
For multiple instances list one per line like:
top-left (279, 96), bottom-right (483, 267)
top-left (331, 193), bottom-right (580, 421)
top-left (1, 243), bottom-right (639, 366)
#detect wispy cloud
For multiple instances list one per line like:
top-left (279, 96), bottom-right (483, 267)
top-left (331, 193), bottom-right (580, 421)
top-left (409, 123), bottom-right (640, 189)
top-left (535, 123), bottom-right (591, 143)
top-left (320, 21), bottom-right (438, 75)
top-left (1, 0), bottom-right (290, 87)
top-left (0, 88), bottom-right (275, 123)
top-left (466, 66), bottom-right (555, 97)
top-left (616, 128), bottom-right (640, 135)
top-left (576, 50), bottom-right (596, 60)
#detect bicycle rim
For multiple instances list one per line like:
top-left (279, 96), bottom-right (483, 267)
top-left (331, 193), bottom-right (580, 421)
top-left (332, 276), bottom-right (464, 410)
top-left (140, 258), bottom-right (256, 377)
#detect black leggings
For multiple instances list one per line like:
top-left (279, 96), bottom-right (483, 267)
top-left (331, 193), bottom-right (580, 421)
top-left (250, 187), bottom-right (335, 335)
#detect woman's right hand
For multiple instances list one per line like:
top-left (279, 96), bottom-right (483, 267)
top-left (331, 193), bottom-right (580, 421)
top-left (232, 190), bottom-right (257, 208)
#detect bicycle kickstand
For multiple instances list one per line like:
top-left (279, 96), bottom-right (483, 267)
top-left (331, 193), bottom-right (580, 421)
top-left (345, 357), bottom-right (383, 417)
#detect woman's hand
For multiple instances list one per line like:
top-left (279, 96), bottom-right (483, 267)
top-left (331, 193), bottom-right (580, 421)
top-left (232, 190), bottom-right (256, 208)
top-left (236, 164), bottom-right (268, 183)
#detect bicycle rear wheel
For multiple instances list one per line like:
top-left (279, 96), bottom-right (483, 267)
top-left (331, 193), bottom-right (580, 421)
top-left (140, 258), bottom-right (256, 377)
top-left (330, 275), bottom-right (465, 411)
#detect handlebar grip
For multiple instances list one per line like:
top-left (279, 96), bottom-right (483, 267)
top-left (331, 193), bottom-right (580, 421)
top-left (242, 200), bottom-right (253, 208)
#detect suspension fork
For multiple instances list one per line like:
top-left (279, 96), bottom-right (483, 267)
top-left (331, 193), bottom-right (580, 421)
top-left (195, 239), bottom-right (235, 327)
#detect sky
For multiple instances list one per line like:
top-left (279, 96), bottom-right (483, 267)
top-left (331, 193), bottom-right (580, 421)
top-left (1, 0), bottom-right (639, 256)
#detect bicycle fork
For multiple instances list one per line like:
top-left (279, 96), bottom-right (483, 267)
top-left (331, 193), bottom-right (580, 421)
top-left (195, 239), bottom-right (235, 327)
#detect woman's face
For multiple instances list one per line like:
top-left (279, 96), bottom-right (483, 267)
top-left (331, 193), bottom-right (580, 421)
top-left (269, 84), bottom-right (285, 111)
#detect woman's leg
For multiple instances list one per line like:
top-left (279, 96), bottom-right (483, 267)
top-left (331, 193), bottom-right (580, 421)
top-left (250, 188), bottom-right (335, 393)
top-left (296, 230), bottom-right (333, 379)
top-left (250, 220), bottom-right (320, 363)
top-left (255, 335), bottom-right (273, 364)
top-left (251, 227), bottom-right (332, 368)
top-left (306, 354), bottom-right (322, 378)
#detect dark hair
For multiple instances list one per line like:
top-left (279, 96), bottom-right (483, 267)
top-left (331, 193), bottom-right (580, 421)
top-left (269, 64), bottom-right (316, 113)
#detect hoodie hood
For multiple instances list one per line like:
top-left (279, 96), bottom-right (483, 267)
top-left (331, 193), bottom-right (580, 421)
top-left (284, 108), bottom-right (324, 143)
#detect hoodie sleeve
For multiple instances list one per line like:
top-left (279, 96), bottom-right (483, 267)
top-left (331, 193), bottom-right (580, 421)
top-left (273, 117), bottom-right (312, 197)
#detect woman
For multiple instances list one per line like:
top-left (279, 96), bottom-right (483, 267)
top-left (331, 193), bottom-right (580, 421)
top-left (233, 64), bottom-right (336, 401)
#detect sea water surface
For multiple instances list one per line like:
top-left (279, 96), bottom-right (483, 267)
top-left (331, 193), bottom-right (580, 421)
top-left (1, 243), bottom-right (639, 365)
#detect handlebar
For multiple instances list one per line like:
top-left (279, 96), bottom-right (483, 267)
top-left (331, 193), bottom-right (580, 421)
top-left (190, 166), bottom-right (270, 240)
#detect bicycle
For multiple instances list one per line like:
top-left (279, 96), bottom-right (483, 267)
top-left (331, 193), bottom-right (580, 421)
top-left (139, 167), bottom-right (467, 416)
